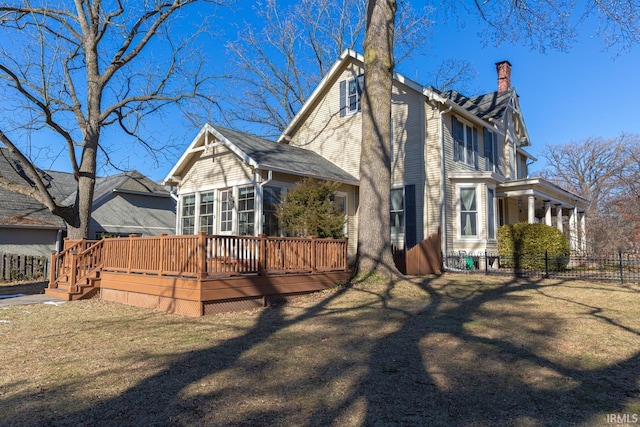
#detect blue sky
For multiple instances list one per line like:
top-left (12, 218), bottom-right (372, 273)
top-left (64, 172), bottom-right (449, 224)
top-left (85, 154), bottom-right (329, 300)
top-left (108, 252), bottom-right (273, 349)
top-left (3, 2), bottom-right (639, 182)
top-left (145, 2), bottom-right (639, 181)
top-left (414, 14), bottom-right (640, 175)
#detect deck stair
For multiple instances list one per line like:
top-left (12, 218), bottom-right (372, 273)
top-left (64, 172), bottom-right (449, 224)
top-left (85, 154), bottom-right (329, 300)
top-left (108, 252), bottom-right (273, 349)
top-left (46, 239), bottom-right (104, 301)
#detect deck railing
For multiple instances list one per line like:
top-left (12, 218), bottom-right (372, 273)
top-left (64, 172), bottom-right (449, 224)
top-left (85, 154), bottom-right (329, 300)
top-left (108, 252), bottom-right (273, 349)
top-left (50, 233), bottom-right (349, 291)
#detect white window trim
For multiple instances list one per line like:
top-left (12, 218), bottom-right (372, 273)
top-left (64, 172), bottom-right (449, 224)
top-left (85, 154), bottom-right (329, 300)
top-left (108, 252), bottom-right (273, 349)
top-left (390, 185), bottom-right (406, 246)
top-left (454, 117), bottom-right (478, 167)
top-left (332, 190), bottom-right (348, 237)
top-left (456, 184), bottom-right (483, 241)
top-left (345, 74), bottom-right (364, 115)
top-left (487, 186), bottom-right (497, 241)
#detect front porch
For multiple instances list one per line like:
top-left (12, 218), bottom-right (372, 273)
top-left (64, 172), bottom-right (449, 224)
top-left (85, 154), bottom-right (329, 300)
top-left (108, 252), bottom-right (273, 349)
top-left (498, 178), bottom-right (590, 253)
top-left (46, 233), bottom-right (351, 316)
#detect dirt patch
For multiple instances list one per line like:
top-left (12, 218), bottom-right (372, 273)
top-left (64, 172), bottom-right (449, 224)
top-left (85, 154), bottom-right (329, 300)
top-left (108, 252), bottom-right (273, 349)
top-left (0, 274), bottom-right (638, 426)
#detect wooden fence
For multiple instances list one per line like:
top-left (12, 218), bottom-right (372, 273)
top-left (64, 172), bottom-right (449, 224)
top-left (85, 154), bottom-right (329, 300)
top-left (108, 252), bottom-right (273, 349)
top-left (392, 232), bottom-right (442, 275)
top-left (0, 253), bottom-right (49, 281)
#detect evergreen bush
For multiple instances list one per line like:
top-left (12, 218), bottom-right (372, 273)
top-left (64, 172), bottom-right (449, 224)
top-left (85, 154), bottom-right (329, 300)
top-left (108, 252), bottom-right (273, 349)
top-left (497, 222), bottom-right (570, 270)
top-left (276, 178), bottom-right (346, 238)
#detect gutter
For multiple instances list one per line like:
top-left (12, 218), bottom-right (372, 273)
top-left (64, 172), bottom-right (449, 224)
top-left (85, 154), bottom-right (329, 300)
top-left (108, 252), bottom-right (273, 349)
top-left (439, 103), bottom-right (453, 263)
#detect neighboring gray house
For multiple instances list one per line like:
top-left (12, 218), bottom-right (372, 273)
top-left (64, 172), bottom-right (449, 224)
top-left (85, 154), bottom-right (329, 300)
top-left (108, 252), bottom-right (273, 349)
top-left (0, 148), bottom-right (176, 256)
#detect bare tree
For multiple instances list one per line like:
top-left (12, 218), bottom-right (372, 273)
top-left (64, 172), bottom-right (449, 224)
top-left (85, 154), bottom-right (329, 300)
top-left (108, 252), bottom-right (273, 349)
top-left (540, 136), bottom-right (637, 251)
top-left (224, 0), bottom-right (433, 138)
top-left (356, 0), bottom-right (397, 275)
top-left (359, 0), bottom-right (640, 275)
top-left (0, 1), bottom-right (228, 239)
top-left (547, 133), bottom-right (640, 252)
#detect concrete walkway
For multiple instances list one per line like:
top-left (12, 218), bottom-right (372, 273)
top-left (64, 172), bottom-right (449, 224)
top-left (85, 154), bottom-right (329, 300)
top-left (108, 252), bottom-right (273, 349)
top-left (0, 294), bottom-right (66, 307)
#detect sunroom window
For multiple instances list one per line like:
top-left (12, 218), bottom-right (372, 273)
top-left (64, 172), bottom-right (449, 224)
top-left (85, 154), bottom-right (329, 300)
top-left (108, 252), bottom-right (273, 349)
top-left (237, 186), bottom-right (255, 236)
top-left (181, 194), bottom-right (195, 235)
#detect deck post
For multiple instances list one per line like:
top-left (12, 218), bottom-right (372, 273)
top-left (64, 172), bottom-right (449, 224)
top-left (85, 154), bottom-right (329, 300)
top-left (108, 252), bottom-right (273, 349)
top-left (159, 234), bottom-right (167, 276)
top-left (49, 252), bottom-right (56, 288)
top-left (127, 235), bottom-right (135, 274)
top-left (258, 234), bottom-right (267, 275)
top-left (344, 238), bottom-right (349, 272)
top-left (310, 236), bottom-right (317, 273)
top-left (69, 250), bottom-right (78, 290)
top-left (198, 231), bottom-right (207, 280)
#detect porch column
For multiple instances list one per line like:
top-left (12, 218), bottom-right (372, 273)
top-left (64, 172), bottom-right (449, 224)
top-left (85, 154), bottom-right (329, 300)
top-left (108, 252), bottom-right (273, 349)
top-left (556, 204), bottom-right (563, 233)
top-left (527, 195), bottom-right (536, 224)
top-left (569, 207), bottom-right (578, 252)
top-left (544, 201), bottom-right (552, 226)
top-left (580, 211), bottom-right (587, 252)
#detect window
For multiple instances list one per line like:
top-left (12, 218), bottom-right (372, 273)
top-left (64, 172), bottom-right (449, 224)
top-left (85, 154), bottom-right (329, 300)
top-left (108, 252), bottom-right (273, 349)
top-left (484, 128), bottom-right (498, 172)
top-left (390, 188), bottom-right (404, 243)
top-left (220, 189), bottom-right (233, 233)
top-left (181, 194), bottom-right (196, 235)
top-left (453, 116), bottom-right (478, 168)
top-left (330, 193), bottom-right (348, 236)
top-left (199, 191), bottom-right (215, 235)
top-left (237, 186), bottom-right (255, 235)
top-left (263, 186), bottom-right (281, 236)
top-left (340, 74), bottom-right (364, 116)
top-left (460, 187), bottom-right (477, 237)
top-left (487, 188), bottom-right (496, 239)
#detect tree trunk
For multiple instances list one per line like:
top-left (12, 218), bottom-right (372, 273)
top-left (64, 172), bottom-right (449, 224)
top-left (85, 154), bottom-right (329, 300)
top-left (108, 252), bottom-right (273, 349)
top-left (357, 0), bottom-right (398, 276)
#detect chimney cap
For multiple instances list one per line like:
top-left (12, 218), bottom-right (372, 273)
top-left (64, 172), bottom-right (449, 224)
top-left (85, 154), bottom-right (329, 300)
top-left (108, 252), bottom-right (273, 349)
top-left (495, 60), bottom-right (512, 67)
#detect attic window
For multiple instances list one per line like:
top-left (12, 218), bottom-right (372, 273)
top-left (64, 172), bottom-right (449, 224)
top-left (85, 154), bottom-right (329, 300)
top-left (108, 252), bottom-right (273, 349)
top-left (340, 74), bottom-right (364, 116)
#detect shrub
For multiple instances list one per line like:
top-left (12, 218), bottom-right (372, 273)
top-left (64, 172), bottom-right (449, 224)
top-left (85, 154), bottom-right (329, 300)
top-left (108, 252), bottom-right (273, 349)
top-left (276, 178), bottom-right (346, 238)
top-left (498, 222), bottom-right (570, 270)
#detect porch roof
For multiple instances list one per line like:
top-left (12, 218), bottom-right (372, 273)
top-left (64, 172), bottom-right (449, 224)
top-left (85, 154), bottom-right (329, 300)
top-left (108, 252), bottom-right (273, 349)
top-left (497, 177), bottom-right (589, 209)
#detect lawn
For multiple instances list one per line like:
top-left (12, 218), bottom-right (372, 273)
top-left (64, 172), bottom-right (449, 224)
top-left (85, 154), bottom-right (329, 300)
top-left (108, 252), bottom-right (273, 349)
top-left (1, 274), bottom-right (639, 426)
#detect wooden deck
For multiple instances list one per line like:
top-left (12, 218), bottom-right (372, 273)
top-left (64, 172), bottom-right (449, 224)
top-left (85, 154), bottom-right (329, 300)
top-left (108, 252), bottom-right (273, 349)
top-left (46, 233), bottom-right (351, 316)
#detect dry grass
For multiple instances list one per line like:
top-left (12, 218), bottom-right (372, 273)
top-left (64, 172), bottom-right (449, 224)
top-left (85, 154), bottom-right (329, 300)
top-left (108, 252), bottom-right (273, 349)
top-left (1, 274), bottom-right (639, 426)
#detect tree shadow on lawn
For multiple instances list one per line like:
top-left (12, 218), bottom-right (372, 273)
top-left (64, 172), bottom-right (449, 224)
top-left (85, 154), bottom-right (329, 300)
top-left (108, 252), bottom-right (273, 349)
top-left (8, 275), bottom-right (640, 426)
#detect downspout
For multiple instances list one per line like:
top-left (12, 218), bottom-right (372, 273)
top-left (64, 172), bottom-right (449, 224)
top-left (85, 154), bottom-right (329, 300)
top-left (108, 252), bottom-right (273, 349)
top-left (439, 103), bottom-right (453, 266)
top-left (257, 169), bottom-right (273, 235)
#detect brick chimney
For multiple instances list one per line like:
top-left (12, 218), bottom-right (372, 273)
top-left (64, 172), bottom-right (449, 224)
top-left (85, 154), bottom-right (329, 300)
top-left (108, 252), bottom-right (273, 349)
top-left (496, 60), bottom-right (512, 94)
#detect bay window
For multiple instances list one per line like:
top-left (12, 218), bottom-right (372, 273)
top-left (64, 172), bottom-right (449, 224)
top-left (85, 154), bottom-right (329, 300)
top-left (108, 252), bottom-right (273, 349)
top-left (460, 187), bottom-right (478, 237)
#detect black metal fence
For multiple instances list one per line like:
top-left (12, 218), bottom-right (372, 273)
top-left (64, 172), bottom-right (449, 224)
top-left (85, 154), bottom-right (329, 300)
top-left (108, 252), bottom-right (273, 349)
top-left (444, 251), bottom-right (640, 285)
top-left (0, 253), bottom-right (49, 282)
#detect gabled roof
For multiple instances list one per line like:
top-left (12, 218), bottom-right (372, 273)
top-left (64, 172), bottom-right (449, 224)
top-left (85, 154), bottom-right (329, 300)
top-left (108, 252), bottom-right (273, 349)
top-left (164, 123), bottom-right (359, 186)
top-left (62, 170), bottom-right (171, 206)
top-left (278, 49), bottom-right (531, 146)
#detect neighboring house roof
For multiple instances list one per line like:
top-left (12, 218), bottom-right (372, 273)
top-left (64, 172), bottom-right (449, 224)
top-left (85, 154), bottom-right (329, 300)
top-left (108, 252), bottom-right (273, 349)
top-left (164, 123), bottom-right (359, 186)
top-left (0, 147), bottom-right (172, 229)
top-left (62, 170), bottom-right (172, 206)
top-left (277, 49), bottom-right (531, 147)
top-left (0, 148), bottom-right (66, 228)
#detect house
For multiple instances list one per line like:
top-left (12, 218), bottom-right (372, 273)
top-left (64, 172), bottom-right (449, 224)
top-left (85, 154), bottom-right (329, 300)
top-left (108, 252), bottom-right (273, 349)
top-left (0, 148), bottom-right (176, 256)
top-left (164, 50), bottom-right (588, 269)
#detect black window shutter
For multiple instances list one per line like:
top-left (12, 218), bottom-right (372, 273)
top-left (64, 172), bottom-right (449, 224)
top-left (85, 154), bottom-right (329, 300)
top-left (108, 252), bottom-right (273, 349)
top-left (339, 80), bottom-right (346, 117)
top-left (483, 128), bottom-right (490, 170)
top-left (404, 184), bottom-right (417, 249)
top-left (357, 74), bottom-right (364, 112)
